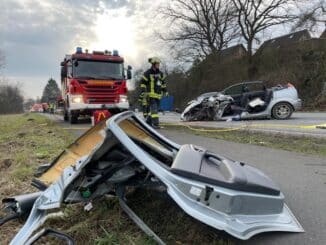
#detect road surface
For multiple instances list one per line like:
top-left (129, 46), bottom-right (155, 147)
top-left (46, 113), bottom-right (326, 244)
top-left (159, 112), bottom-right (326, 138)
top-left (48, 111), bottom-right (326, 137)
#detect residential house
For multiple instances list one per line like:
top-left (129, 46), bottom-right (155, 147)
top-left (257, 29), bottom-right (311, 53)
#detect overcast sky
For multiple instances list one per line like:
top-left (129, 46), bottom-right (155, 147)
top-left (0, 0), bottom-right (167, 99)
top-left (0, 0), bottom-right (324, 99)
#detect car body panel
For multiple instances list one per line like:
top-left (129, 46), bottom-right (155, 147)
top-left (7, 112), bottom-right (303, 244)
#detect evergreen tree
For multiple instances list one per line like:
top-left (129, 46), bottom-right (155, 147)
top-left (41, 78), bottom-right (61, 103)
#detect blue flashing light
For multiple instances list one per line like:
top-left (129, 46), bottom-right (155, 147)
top-left (76, 47), bottom-right (83, 54)
top-left (113, 50), bottom-right (119, 56)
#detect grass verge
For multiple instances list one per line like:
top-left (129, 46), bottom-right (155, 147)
top-left (0, 113), bottom-right (234, 245)
top-left (163, 125), bottom-right (326, 157)
top-left (0, 113), bottom-right (75, 244)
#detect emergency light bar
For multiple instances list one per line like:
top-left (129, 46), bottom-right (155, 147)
top-left (75, 47), bottom-right (119, 56)
top-left (93, 51), bottom-right (105, 55)
top-left (113, 50), bottom-right (119, 56)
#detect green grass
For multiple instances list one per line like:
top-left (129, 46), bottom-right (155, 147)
top-left (164, 124), bottom-right (326, 157)
top-left (0, 113), bottom-right (74, 185)
top-left (0, 113), bottom-right (75, 243)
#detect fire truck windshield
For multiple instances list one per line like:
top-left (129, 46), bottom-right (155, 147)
top-left (73, 60), bottom-right (124, 80)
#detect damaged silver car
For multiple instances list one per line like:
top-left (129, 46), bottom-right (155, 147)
top-left (181, 81), bottom-right (302, 121)
top-left (1, 111), bottom-right (303, 244)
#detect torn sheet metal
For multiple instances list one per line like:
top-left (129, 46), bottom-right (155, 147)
top-left (4, 111), bottom-right (303, 244)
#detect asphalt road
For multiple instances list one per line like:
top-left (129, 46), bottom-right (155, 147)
top-left (46, 113), bottom-right (326, 245)
top-left (159, 112), bottom-right (326, 138)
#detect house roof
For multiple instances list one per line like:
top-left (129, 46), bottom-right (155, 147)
top-left (320, 30), bottom-right (326, 39)
top-left (219, 44), bottom-right (247, 57)
top-left (260, 29), bottom-right (311, 49)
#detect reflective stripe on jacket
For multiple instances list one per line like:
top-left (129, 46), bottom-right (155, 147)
top-left (140, 68), bottom-right (166, 99)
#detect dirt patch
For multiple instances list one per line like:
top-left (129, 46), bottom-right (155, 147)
top-left (8, 141), bottom-right (24, 148)
top-left (0, 159), bottom-right (12, 170)
top-left (17, 132), bottom-right (27, 138)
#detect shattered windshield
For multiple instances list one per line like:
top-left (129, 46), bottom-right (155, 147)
top-left (73, 60), bottom-right (124, 80)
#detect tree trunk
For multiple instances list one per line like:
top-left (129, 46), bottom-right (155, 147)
top-left (247, 39), bottom-right (257, 79)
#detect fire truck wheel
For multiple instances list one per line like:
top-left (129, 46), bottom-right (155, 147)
top-left (63, 110), bottom-right (68, 121)
top-left (69, 112), bottom-right (78, 124)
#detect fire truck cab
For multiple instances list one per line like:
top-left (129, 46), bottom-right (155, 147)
top-left (60, 47), bottom-right (132, 124)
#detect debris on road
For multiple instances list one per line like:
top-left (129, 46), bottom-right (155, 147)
top-left (1, 111), bottom-right (304, 244)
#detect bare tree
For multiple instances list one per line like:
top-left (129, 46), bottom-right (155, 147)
top-left (0, 83), bottom-right (24, 114)
top-left (231, 0), bottom-right (299, 59)
top-left (159, 0), bottom-right (239, 60)
top-left (293, 0), bottom-right (326, 31)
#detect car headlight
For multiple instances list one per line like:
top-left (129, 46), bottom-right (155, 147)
top-left (71, 95), bottom-right (83, 103)
top-left (119, 95), bottom-right (128, 103)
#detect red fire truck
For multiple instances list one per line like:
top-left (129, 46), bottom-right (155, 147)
top-left (60, 47), bottom-right (132, 124)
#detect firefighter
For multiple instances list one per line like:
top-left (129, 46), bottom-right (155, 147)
top-left (140, 57), bottom-right (167, 128)
top-left (48, 102), bottom-right (54, 114)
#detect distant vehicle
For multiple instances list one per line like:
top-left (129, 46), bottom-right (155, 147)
top-left (30, 103), bottom-right (44, 113)
top-left (41, 103), bottom-right (49, 113)
top-left (181, 81), bottom-right (302, 121)
top-left (60, 47), bottom-right (132, 124)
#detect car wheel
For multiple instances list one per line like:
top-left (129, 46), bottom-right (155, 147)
top-left (272, 102), bottom-right (293, 120)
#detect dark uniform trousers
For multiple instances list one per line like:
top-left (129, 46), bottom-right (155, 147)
top-left (146, 98), bottom-right (160, 126)
top-left (139, 94), bottom-right (149, 118)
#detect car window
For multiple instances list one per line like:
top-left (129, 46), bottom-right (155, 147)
top-left (223, 84), bottom-right (243, 95)
top-left (246, 83), bottom-right (265, 92)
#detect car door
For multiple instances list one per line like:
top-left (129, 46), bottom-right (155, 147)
top-left (245, 82), bottom-right (266, 100)
top-left (222, 83), bottom-right (244, 106)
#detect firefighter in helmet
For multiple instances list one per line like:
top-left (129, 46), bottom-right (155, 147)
top-left (139, 57), bottom-right (167, 128)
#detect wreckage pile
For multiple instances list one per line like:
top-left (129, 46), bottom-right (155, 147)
top-left (1, 111), bottom-right (303, 244)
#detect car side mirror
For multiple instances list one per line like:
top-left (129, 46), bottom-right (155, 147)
top-left (74, 60), bottom-right (79, 67)
top-left (127, 65), bottom-right (132, 80)
top-left (60, 61), bottom-right (65, 66)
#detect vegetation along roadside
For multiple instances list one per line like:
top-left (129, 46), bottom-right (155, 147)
top-left (163, 124), bottom-right (326, 157)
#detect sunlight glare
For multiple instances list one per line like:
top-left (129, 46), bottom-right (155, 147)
top-left (91, 11), bottom-right (137, 61)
